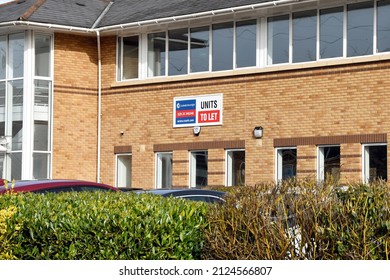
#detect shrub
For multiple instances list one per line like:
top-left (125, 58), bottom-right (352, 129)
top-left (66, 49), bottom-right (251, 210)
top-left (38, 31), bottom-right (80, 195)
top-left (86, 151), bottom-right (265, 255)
top-left (0, 192), bottom-right (208, 260)
top-left (202, 180), bottom-right (390, 260)
top-left (0, 205), bottom-right (20, 260)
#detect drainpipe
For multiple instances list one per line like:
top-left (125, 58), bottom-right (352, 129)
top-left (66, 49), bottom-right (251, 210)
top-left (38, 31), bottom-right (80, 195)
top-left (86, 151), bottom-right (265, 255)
top-left (96, 30), bottom-right (102, 183)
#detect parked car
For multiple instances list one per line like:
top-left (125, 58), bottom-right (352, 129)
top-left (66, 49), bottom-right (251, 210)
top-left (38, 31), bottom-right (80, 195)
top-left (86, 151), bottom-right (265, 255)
top-left (0, 179), bottom-right (118, 194)
top-left (133, 188), bottom-right (226, 203)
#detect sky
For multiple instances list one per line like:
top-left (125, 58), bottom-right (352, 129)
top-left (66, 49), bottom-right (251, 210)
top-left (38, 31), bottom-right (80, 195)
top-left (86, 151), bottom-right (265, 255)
top-left (0, 0), bottom-right (13, 4)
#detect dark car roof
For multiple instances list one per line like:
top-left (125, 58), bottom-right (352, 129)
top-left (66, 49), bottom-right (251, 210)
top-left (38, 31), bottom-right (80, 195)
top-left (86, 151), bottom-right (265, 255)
top-left (135, 188), bottom-right (226, 203)
top-left (0, 179), bottom-right (118, 194)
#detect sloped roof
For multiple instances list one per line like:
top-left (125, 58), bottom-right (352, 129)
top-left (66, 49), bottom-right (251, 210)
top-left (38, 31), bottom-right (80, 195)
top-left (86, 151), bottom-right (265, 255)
top-left (0, 0), bottom-right (111, 28)
top-left (0, 0), bottom-right (280, 29)
top-left (97, 0), bottom-right (273, 28)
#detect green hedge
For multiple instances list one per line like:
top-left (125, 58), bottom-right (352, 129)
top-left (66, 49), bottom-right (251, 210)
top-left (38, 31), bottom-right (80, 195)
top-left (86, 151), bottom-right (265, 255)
top-left (0, 192), bottom-right (208, 260)
top-left (202, 180), bottom-right (390, 260)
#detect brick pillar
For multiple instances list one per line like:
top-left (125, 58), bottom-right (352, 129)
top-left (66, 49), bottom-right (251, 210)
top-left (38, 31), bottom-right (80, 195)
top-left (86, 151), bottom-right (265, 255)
top-left (208, 149), bottom-right (225, 187)
top-left (340, 143), bottom-right (362, 184)
top-left (297, 145), bottom-right (316, 180)
top-left (172, 150), bottom-right (189, 188)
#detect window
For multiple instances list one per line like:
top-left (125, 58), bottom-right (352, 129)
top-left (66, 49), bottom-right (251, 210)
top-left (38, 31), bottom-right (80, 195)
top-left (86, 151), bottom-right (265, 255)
top-left (33, 34), bottom-right (52, 179)
top-left (293, 10), bottom-right (317, 63)
top-left (226, 150), bottom-right (245, 186)
top-left (35, 34), bottom-right (51, 77)
top-left (276, 148), bottom-right (297, 182)
top-left (116, 154), bottom-right (132, 188)
top-left (0, 35), bottom-right (6, 80)
top-left (377, 0), bottom-right (390, 53)
top-left (148, 32), bottom-right (166, 77)
top-left (317, 146), bottom-right (340, 182)
top-left (168, 29), bottom-right (188, 76)
top-left (363, 144), bottom-right (387, 182)
top-left (347, 1), bottom-right (374, 57)
top-left (155, 152), bottom-right (172, 189)
top-left (236, 20), bottom-right (257, 68)
top-left (118, 36), bottom-right (139, 80)
top-left (212, 22), bottom-right (234, 71)
top-left (190, 151), bottom-right (208, 188)
top-left (320, 7), bottom-right (344, 59)
top-left (190, 26), bottom-right (210, 73)
top-left (267, 15), bottom-right (290, 65)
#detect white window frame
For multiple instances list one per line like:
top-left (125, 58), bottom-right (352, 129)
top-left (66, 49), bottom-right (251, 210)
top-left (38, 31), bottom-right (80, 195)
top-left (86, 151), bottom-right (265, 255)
top-left (317, 145), bottom-right (340, 182)
top-left (225, 149), bottom-right (245, 186)
top-left (117, 35), bottom-right (141, 81)
top-left (362, 143), bottom-right (387, 183)
top-left (155, 152), bottom-right (173, 189)
top-left (115, 153), bottom-right (132, 188)
top-left (275, 147), bottom-right (297, 182)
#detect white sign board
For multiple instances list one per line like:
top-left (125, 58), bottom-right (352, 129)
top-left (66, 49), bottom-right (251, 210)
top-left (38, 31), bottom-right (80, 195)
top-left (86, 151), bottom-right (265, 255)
top-left (173, 94), bottom-right (223, 128)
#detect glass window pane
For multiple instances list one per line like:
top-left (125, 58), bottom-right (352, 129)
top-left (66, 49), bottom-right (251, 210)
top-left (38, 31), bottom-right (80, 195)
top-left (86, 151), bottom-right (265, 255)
top-left (324, 146), bottom-right (340, 181)
top-left (267, 15), bottom-right (290, 65)
top-left (148, 32), bottom-right (166, 77)
top-left (320, 7), bottom-right (344, 59)
top-left (34, 121), bottom-right (48, 151)
top-left (368, 145), bottom-right (387, 181)
top-left (156, 153), bottom-right (172, 189)
top-left (168, 29), bottom-right (188, 76)
top-left (212, 22), bottom-right (233, 71)
top-left (236, 20), bottom-right (257, 68)
top-left (116, 154), bottom-right (132, 188)
top-left (191, 151), bottom-right (208, 188)
top-left (190, 26), bottom-right (209, 73)
top-left (0, 82), bottom-right (4, 137)
top-left (347, 2), bottom-right (373, 57)
top-left (35, 34), bottom-right (51, 77)
top-left (0, 35), bottom-right (6, 80)
top-left (9, 80), bottom-right (23, 150)
top-left (9, 33), bottom-right (24, 79)
top-left (10, 152), bottom-right (22, 180)
top-left (227, 150), bottom-right (245, 186)
top-left (293, 10), bottom-right (317, 63)
top-left (33, 153), bottom-right (49, 179)
top-left (122, 36), bottom-right (139, 79)
top-left (34, 80), bottom-right (49, 107)
top-left (377, 0), bottom-right (390, 53)
top-left (282, 149), bottom-right (297, 180)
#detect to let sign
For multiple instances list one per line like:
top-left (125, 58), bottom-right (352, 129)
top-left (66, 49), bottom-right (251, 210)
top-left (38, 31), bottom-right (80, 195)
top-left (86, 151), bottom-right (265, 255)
top-left (173, 94), bottom-right (223, 127)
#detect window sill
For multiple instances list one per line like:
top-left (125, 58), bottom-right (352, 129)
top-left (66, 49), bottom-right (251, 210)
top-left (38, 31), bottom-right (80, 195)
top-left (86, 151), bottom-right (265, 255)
top-left (111, 53), bottom-right (390, 88)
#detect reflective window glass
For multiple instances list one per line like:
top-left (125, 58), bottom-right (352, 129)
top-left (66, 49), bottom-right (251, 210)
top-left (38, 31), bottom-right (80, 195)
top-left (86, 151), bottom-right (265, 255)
top-left (212, 22), bottom-right (233, 71)
top-left (190, 26), bottom-right (209, 73)
top-left (320, 7), bottom-right (344, 59)
top-left (347, 2), bottom-right (373, 57)
top-left (122, 36), bottom-right (139, 79)
top-left (9, 33), bottom-right (24, 79)
top-left (148, 32), bottom-right (166, 77)
top-left (377, 0), bottom-right (390, 53)
top-left (236, 20), bottom-right (257, 68)
top-left (267, 15), bottom-right (289, 65)
top-left (35, 34), bottom-right (51, 77)
top-left (0, 35), bottom-right (6, 80)
top-left (168, 28), bottom-right (188, 76)
top-left (293, 10), bottom-right (317, 63)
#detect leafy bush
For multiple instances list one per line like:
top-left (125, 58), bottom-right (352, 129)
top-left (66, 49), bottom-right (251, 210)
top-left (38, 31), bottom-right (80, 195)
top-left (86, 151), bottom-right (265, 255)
top-left (0, 192), bottom-right (208, 260)
top-left (202, 180), bottom-right (390, 260)
top-left (0, 205), bottom-right (20, 260)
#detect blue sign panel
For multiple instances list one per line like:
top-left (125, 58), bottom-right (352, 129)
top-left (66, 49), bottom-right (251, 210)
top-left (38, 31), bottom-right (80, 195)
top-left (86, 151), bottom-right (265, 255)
top-left (175, 99), bottom-right (196, 125)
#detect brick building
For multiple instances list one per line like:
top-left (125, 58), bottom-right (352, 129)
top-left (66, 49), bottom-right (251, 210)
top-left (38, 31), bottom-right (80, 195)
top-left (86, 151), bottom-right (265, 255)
top-left (0, 0), bottom-right (389, 188)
